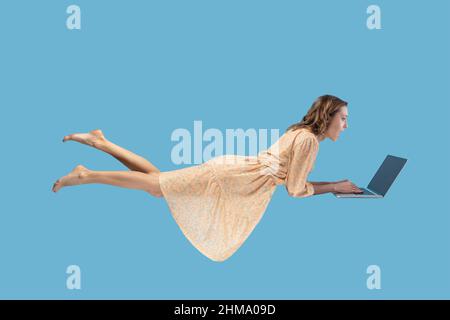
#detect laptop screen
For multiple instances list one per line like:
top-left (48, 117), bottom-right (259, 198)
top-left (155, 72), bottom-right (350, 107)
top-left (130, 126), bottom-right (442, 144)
top-left (367, 155), bottom-right (407, 196)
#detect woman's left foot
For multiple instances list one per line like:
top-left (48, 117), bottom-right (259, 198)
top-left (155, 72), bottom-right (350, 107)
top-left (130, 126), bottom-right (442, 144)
top-left (52, 165), bottom-right (90, 193)
top-left (62, 129), bottom-right (106, 148)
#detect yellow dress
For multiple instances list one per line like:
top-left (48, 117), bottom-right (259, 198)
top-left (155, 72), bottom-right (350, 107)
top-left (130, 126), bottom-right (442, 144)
top-left (159, 128), bottom-right (319, 262)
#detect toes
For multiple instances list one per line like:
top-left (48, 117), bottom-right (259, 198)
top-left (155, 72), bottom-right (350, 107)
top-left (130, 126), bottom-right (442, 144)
top-left (52, 179), bottom-right (62, 192)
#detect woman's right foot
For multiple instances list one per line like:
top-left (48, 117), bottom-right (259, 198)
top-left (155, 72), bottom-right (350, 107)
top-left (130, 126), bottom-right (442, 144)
top-left (63, 129), bottom-right (106, 148)
top-left (52, 165), bottom-right (90, 193)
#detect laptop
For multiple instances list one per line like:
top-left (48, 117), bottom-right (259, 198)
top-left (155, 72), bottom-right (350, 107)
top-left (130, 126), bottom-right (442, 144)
top-left (334, 155), bottom-right (407, 198)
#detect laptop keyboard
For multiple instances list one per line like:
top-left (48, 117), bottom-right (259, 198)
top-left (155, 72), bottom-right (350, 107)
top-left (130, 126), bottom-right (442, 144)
top-left (357, 188), bottom-right (375, 195)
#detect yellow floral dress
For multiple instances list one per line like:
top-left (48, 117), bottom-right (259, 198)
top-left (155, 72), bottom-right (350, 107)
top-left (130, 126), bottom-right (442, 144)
top-left (159, 128), bottom-right (319, 262)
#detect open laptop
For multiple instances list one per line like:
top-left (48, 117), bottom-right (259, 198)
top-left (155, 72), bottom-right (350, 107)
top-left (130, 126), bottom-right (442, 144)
top-left (334, 155), bottom-right (407, 198)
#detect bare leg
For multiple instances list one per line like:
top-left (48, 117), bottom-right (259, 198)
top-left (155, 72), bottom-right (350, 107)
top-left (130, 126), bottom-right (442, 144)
top-left (63, 129), bottom-right (160, 174)
top-left (52, 165), bottom-right (163, 197)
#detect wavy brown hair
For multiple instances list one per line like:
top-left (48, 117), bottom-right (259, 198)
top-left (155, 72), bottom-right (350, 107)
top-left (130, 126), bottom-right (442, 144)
top-left (286, 94), bottom-right (348, 135)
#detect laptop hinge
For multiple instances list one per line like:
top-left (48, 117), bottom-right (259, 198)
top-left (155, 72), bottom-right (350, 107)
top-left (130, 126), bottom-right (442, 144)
top-left (367, 187), bottom-right (381, 196)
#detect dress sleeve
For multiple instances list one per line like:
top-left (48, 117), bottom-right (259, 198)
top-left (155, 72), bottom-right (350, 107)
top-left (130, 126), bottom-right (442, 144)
top-left (285, 135), bottom-right (318, 198)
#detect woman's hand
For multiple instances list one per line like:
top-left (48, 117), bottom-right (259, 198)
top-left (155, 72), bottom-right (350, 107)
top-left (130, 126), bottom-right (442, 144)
top-left (333, 179), bottom-right (363, 194)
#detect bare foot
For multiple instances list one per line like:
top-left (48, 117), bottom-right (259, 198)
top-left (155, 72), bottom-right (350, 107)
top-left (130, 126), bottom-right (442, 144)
top-left (52, 165), bottom-right (90, 193)
top-left (62, 129), bottom-right (106, 148)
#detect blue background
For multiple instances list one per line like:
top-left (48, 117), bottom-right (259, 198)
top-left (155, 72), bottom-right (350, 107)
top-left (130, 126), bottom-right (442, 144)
top-left (0, 0), bottom-right (449, 299)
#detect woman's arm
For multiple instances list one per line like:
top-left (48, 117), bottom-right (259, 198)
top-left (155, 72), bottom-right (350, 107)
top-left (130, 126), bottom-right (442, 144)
top-left (310, 181), bottom-right (336, 195)
top-left (310, 180), bottom-right (363, 195)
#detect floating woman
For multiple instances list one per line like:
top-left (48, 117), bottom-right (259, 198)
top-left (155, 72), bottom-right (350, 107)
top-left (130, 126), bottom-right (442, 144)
top-left (52, 94), bottom-right (362, 262)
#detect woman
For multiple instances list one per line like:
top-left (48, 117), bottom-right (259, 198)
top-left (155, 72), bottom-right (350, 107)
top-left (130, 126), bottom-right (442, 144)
top-left (52, 94), bottom-right (362, 262)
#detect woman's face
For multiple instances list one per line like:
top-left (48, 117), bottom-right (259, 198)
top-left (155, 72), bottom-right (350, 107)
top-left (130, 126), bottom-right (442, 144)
top-left (325, 106), bottom-right (348, 141)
